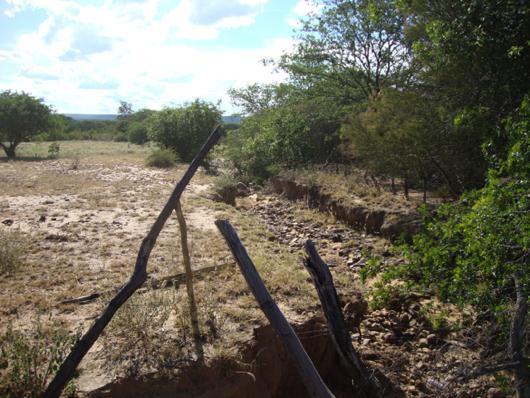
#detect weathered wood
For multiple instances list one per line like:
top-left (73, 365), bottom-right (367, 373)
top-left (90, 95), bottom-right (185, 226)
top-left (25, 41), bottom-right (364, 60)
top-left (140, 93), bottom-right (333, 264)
top-left (175, 200), bottom-right (204, 363)
top-left (59, 262), bottom-right (232, 305)
top-left (304, 240), bottom-right (383, 398)
top-left (215, 220), bottom-right (335, 398)
top-left (44, 124), bottom-right (223, 398)
top-left (511, 273), bottom-right (530, 398)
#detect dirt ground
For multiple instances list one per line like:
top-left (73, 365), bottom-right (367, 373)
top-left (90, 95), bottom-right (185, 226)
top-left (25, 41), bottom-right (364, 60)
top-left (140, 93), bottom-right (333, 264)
top-left (0, 141), bottom-right (501, 397)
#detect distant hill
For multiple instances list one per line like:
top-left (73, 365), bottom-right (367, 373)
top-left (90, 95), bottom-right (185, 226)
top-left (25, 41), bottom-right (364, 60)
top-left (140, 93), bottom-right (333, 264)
top-left (63, 114), bottom-right (241, 124)
top-left (64, 114), bottom-right (117, 121)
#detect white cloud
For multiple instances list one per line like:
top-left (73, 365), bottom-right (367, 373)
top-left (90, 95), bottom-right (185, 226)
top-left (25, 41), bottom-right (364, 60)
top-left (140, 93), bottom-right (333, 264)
top-left (288, 0), bottom-right (321, 28)
top-left (0, 0), bottom-right (294, 113)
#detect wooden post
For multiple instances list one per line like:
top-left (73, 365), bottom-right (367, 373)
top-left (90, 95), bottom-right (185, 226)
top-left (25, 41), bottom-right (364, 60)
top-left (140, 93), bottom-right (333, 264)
top-left (304, 240), bottom-right (383, 398)
top-left (215, 220), bottom-right (335, 398)
top-left (44, 124), bottom-right (223, 398)
top-left (175, 200), bottom-right (204, 363)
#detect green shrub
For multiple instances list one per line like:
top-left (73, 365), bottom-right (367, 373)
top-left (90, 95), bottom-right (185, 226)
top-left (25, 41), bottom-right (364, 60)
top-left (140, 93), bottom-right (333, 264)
top-left (127, 122), bottom-right (149, 145)
top-left (145, 148), bottom-right (178, 168)
top-left (0, 320), bottom-right (79, 398)
top-left (0, 229), bottom-right (27, 275)
top-left (147, 100), bottom-right (221, 162)
top-left (47, 142), bottom-right (60, 159)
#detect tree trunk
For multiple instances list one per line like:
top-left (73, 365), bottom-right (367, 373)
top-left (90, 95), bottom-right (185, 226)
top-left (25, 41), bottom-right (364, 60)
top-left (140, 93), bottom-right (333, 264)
top-left (1, 142), bottom-right (16, 159)
top-left (422, 177), bottom-right (427, 203)
top-left (391, 178), bottom-right (396, 195)
top-left (511, 274), bottom-right (530, 398)
top-left (404, 176), bottom-right (409, 200)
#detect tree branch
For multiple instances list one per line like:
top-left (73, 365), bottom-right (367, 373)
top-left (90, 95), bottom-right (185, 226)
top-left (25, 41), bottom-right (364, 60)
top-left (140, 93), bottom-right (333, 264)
top-left (44, 124), bottom-right (223, 398)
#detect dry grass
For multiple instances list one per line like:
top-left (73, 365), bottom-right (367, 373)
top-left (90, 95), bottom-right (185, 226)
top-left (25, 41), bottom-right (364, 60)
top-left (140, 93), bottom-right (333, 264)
top-left (0, 141), bottom-right (334, 391)
top-left (280, 166), bottom-right (441, 213)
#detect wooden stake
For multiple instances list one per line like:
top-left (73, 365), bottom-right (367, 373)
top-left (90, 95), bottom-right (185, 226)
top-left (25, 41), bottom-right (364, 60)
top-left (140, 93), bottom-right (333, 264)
top-left (175, 200), bottom-right (204, 363)
top-left (44, 124), bottom-right (223, 398)
top-left (215, 220), bottom-right (335, 398)
top-left (304, 240), bottom-right (383, 398)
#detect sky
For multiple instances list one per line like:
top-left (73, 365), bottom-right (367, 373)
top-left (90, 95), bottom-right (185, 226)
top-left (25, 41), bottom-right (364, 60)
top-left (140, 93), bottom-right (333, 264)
top-left (0, 0), bottom-right (317, 114)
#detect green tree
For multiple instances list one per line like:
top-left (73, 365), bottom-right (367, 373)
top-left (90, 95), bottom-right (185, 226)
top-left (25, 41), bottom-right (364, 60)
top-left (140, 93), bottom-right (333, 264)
top-left (148, 100), bottom-right (222, 162)
top-left (117, 100), bottom-right (133, 133)
top-left (279, 0), bottom-right (412, 103)
top-left (0, 91), bottom-right (52, 159)
top-left (402, 0), bottom-right (530, 183)
top-left (399, 98), bottom-right (529, 395)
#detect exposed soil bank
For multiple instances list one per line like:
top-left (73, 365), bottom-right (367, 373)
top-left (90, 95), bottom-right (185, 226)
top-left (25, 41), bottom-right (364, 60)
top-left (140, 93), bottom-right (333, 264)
top-left (271, 177), bottom-right (422, 240)
top-left (86, 318), bottom-right (364, 398)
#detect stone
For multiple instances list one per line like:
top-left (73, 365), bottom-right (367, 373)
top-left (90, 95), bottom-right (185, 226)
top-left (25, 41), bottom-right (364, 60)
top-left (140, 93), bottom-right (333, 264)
top-left (418, 338), bottom-right (429, 348)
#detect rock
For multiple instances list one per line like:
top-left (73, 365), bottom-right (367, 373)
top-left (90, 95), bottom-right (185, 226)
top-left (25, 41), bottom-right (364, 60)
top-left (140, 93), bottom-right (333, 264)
top-left (426, 333), bottom-right (437, 345)
top-left (235, 182), bottom-right (250, 197)
top-left (418, 338), bottom-right (429, 348)
top-left (486, 387), bottom-right (503, 398)
top-left (365, 210), bottom-right (386, 234)
top-left (212, 185), bottom-right (236, 206)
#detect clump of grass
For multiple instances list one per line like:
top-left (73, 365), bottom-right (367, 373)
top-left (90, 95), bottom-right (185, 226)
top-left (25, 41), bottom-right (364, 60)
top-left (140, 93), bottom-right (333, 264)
top-left (0, 229), bottom-right (27, 275)
top-left (0, 319), bottom-right (79, 398)
top-left (145, 148), bottom-right (178, 168)
top-left (102, 289), bottom-right (178, 376)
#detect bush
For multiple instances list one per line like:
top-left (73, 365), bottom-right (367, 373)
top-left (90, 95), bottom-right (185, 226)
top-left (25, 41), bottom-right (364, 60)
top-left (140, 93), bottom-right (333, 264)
top-left (47, 142), bottom-right (60, 159)
top-left (128, 122), bottom-right (149, 145)
top-left (0, 320), bottom-right (79, 398)
top-left (145, 148), bottom-right (178, 168)
top-left (147, 99), bottom-right (221, 162)
top-left (0, 229), bottom-right (27, 275)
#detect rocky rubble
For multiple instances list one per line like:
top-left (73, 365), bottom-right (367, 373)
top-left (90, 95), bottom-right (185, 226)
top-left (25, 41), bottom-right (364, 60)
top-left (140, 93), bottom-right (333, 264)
top-left (247, 194), bottom-right (500, 397)
top-left (271, 177), bottom-right (423, 240)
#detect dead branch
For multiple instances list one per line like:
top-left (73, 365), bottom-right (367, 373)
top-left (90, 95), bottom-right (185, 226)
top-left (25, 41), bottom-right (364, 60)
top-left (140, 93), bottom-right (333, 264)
top-left (59, 262), bottom-right (232, 305)
top-left (175, 200), bottom-right (204, 363)
top-left (44, 124), bottom-right (223, 398)
top-left (304, 241), bottom-right (384, 398)
top-left (215, 220), bottom-right (335, 398)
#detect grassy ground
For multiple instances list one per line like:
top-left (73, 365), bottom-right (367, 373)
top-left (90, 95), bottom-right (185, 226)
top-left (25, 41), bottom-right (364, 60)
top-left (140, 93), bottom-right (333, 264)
top-left (0, 140), bottom-right (336, 393)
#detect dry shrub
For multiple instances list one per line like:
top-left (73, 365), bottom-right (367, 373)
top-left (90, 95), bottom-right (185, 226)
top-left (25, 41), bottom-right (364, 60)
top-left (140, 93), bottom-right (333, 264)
top-left (0, 228), bottom-right (28, 275)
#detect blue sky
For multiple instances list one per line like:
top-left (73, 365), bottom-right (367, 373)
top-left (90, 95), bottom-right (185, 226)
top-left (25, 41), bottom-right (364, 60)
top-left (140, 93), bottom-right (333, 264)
top-left (0, 0), bottom-right (318, 114)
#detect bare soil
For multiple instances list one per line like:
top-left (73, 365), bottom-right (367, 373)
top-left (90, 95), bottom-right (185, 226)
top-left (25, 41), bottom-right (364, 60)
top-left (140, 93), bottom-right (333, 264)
top-left (0, 142), bottom-right (501, 397)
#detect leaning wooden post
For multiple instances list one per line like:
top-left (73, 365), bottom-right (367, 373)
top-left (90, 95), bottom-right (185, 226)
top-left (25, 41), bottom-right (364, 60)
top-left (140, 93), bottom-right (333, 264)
top-left (175, 200), bottom-right (204, 363)
top-left (44, 124), bottom-right (223, 398)
top-left (215, 220), bottom-right (335, 398)
top-left (304, 240), bottom-right (383, 398)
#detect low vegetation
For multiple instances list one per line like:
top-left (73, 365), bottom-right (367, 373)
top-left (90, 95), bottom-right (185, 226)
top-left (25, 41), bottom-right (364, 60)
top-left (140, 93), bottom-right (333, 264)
top-left (0, 228), bottom-right (27, 275)
top-left (0, 320), bottom-right (79, 398)
top-left (145, 148), bottom-right (178, 168)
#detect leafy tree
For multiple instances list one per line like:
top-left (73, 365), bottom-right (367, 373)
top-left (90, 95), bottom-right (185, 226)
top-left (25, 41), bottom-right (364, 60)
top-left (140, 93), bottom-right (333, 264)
top-left (117, 100), bottom-right (133, 133)
top-left (0, 91), bottom-right (52, 159)
top-left (279, 0), bottom-right (412, 103)
top-left (398, 98), bottom-right (529, 395)
top-left (225, 83), bottom-right (343, 182)
top-left (402, 0), bottom-right (530, 180)
top-left (148, 100), bottom-right (222, 162)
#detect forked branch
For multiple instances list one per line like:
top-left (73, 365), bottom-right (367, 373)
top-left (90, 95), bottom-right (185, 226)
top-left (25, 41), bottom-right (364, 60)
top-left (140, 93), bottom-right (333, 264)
top-left (44, 124), bottom-right (223, 398)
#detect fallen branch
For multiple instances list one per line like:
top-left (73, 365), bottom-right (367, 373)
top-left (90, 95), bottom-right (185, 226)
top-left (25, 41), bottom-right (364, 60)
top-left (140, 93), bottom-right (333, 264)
top-left (215, 220), bottom-right (335, 398)
top-left (44, 124), bottom-right (223, 398)
top-left (304, 241), bottom-right (384, 398)
top-left (59, 262), bottom-right (232, 305)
